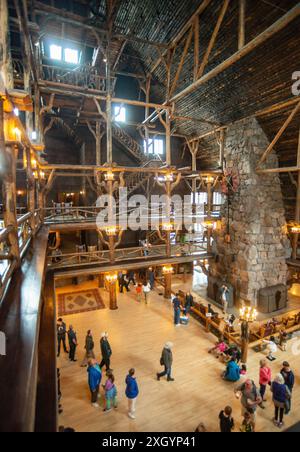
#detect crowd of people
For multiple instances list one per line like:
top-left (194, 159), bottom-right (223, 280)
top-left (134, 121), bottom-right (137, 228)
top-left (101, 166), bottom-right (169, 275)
top-left (207, 334), bottom-right (296, 431)
top-left (57, 272), bottom-right (296, 432)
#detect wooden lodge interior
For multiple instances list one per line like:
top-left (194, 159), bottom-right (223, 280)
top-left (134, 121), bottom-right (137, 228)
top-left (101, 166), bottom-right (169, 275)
top-left (1, 0), bottom-right (300, 433)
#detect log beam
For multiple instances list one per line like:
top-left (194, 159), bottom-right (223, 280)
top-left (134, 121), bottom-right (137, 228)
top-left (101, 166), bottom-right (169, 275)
top-left (170, 4), bottom-right (300, 104)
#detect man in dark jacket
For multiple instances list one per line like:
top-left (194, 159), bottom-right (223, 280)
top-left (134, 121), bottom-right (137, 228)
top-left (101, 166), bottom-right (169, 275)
top-left (281, 362), bottom-right (295, 414)
top-left (173, 294), bottom-right (181, 326)
top-left (57, 318), bottom-right (68, 357)
top-left (100, 332), bottom-right (113, 371)
top-left (185, 292), bottom-right (194, 315)
top-left (157, 342), bottom-right (174, 382)
top-left (68, 325), bottom-right (78, 362)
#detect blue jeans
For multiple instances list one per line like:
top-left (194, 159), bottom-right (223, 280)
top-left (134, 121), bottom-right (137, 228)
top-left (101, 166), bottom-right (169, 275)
top-left (158, 366), bottom-right (172, 379)
top-left (174, 308), bottom-right (181, 325)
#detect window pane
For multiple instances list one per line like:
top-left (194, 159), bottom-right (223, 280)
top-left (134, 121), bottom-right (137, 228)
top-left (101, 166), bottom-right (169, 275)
top-left (50, 45), bottom-right (62, 60)
top-left (114, 106), bottom-right (126, 122)
top-left (64, 48), bottom-right (79, 64)
top-left (144, 139), bottom-right (153, 154)
top-left (154, 139), bottom-right (164, 155)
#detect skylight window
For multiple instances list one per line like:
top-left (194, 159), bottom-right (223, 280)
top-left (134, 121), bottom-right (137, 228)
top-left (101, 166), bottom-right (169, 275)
top-left (144, 138), bottom-right (164, 155)
top-left (50, 44), bottom-right (62, 61)
top-left (64, 48), bottom-right (79, 65)
top-left (114, 106), bottom-right (126, 122)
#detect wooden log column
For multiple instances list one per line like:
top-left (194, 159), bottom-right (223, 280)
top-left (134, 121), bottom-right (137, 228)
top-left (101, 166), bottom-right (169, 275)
top-left (0, 0), bottom-right (14, 90)
top-left (25, 148), bottom-right (36, 232)
top-left (164, 272), bottom-right (172, 299)
top-left (2, 144), bottom-right (21, 265)
top-left (106, 275), bottom-right (118, 310)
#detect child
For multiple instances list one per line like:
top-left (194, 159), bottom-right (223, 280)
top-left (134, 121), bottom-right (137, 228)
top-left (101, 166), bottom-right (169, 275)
top-left (279, 330), bottom-right (288, 352)
top-left (103, 373), bottom-right (117, 412)
top-left (219, 406), bottom-right (234, 433)
top-left (240, 365), bottom-right (247, 377)
top-left (263, 336), bottom-right (278, 361)
top-left (240, 412), bottom-right (255, 433)
top-left (136, 284), bottom-right (142, 303)
top-left (208, 337), bottom-right (228, 359)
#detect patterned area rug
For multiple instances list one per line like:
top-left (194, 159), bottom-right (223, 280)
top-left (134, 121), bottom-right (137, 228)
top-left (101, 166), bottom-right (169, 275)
top-left (57, 289), bottom-right (105, 316)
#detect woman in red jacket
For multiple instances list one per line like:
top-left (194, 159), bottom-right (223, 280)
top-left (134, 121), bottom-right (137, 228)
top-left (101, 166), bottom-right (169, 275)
top-left (259, 359), bottom-right (272, 407)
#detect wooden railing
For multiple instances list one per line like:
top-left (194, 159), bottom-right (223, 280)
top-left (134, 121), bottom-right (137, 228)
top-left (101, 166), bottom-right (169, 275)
top-left (0, 211), bottom-right (41, 301)
top-left (43, 205), bottom-right (101, 224)
top-left (47, 242), bottom-right (207, 269)
top-left (13, 59), bottom-right (114, 93)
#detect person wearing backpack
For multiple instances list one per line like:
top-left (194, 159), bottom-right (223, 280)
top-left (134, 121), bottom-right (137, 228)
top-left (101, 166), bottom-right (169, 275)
top-left (235, 379), bottom-right (262, 428)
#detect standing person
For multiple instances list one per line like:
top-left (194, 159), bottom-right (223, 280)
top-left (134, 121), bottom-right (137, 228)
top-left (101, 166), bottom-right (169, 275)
top-left (87, 359), bottom-right (102, 408)
top-left (120, 273), bottom-right (130, 293)
top-left (221, 285), bottom-right (229, 314)
top-left (68, 325), bottom-right (78, 362)
top-left (125, 369), bottom-right (139, 420)
top-left (100, 332), bottom-right (113, 372)
top-left (219, 406), bottom-right (234, 433)
top-left (136, 283), bottom-right (143, 303)
top-left (157, 342), bottom-right (174, 382)
top-left (57, 318), bottom-right (68, 357)
top-left (143, 282), bottom-right (151, 304)
top-left (127, 270), bottom-right (136, 286)
top-left (281, 362), bottom-right (295, 414)
top-left (235, 379), bottom-right (262, 429)
top-left (185, 292), bottom-right (193, 315)
top-left (259, 359), bottom-right (272, 407)
top-left (81, 330), bottom-right (95, 367)
top-left (103, 372), bottom-right (118, 412)
top-left (271, 373), bottom-right (291, 428)
top-left (148, 268), bottom-right (155, 290)
top-left (173, 293), bottom-right (181, 326)
top-left (240, 412), bottom-right (255, 433)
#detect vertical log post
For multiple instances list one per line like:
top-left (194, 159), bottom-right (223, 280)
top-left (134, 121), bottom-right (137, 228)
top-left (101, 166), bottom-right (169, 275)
top-left (2, 143), bottom-right (21, 265)
top-left (0, 0), bottom-right (14, 90)
top-left (164, 272), bottom-right (172, 299)
top-left (238, 0), bottom-right (246, 50)
top-left (166, 112), bottom-right (171, 167)
top-left (25, 147), bottom-right (36, 232)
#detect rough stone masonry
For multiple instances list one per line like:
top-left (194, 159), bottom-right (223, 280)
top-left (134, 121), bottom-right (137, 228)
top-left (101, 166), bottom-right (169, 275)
top-left (211, 117), bottom-right (291, 305)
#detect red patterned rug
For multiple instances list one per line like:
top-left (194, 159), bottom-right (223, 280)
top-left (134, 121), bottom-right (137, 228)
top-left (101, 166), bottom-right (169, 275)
top-left (57, 289), bottom-right (106, 316)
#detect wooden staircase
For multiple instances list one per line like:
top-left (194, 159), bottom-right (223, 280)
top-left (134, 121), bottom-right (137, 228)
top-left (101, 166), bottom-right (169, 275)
top-left (112, 122), bottom-right (161, 165)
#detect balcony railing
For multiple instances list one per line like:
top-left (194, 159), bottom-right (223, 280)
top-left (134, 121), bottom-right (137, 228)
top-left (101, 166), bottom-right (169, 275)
top-left (0, 211), bottom-right (41, 300)
top-left (47, 242), bottom-right (207, 269)
top-left (13, 59), bottom-right (114, 93)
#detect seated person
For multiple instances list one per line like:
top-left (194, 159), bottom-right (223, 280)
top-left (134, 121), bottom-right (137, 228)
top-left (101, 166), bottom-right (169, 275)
top-left (208, 336), bottom-right (228, 358)
top-left (207, 304), bottom-right (218, 319)
top-left (222, 358), bottom-right (241, 382)
top-left (224, 345), bottom-right (241, 364)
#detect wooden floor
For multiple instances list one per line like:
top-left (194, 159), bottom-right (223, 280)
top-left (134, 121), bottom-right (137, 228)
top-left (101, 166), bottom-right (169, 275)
top-left (58, 280), bottom-right (300, 433)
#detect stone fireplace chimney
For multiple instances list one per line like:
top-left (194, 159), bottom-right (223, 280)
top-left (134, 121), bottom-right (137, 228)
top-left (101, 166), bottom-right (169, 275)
top-left (209, 118), bottom-right (291, 306)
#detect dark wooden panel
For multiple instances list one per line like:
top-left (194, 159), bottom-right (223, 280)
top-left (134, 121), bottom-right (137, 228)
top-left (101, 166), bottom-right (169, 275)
top-left (0, 227), bottom-right (49, 432)
top-left (35, 272), bottom-right (58, 433)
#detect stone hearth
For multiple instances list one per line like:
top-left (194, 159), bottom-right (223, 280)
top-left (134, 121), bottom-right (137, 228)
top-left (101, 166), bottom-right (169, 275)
top-left (209, 118), bottom-right (291, 307)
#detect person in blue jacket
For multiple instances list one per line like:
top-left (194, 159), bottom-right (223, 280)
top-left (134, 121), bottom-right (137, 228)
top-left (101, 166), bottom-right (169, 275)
top-left (223, 358), bottom-right (241, 382)
top-left (125, 368), bottom-right (139, 419)
top-left (88, 359), bottom-right (102, 408)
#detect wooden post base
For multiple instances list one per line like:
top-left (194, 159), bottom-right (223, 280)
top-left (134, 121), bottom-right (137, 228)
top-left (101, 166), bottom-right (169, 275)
top-left (164, 273), bottom-right (172, 299)
top-left (109, 281), bottom-right (118, 310)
